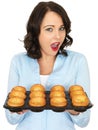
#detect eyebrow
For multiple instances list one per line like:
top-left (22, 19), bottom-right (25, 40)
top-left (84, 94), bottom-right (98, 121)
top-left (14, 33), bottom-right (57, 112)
top-left (43, 25), bottom-right (54, 28)
top-left (43, 25), bottom-right (64, 28)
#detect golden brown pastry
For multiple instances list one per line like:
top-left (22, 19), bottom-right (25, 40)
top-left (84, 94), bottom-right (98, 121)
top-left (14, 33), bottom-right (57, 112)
top-left (7, 97), bottom-right (25, 107)
top-left (50, 97), bottom-right (67, 107)
top-left (71, 94), bottom-right (89, 107)
top-left (29, 97), bottom-right (46, 107)
top-left (29, 91), bottom-right (46, 98)
top-left (9, 90), bottom-right (26, 99)
top-left (12, 86), bottom-right (26, 93)
top-left (70, 90), bottom-right (85, 99)
top-left (50, 91), bottom-right (66, 98)
top-left (30, 84), bottom-right (45, 92)
top-left (51, 85), bottom-right (65, 92)
top-left (69, 85), bottom-right (84, 93)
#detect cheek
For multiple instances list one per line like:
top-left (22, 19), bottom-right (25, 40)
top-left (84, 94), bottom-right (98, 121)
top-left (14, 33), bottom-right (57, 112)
top-left (39, 33), bottom-right (44, 45)
top-left (62, 36), bottom-right (66, 42)
top-left (39, 33), bottom-right (50, 45)
top-left (62, 33), bottom-right (66, 42)
top-left (38, 35), bottom-right (47, 49)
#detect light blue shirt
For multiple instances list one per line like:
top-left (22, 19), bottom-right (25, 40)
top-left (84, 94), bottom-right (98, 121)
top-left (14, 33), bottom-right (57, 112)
top-left (5, 50), bottom-right (91, 130)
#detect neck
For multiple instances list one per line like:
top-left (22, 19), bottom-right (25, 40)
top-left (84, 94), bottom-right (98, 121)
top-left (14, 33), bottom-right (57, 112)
top-left (38, 55), bottom-right (56, 75)
top-left (38, 53), bottom-right (56, 62)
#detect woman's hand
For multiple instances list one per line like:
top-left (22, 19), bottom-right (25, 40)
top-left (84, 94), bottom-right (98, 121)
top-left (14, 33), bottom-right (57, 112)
top-left (11, 110), bottom-right (29, 115)
top-left (66, 110), bottom-right (80, 115)
top-left (17, 110), bottom-right (29, 114)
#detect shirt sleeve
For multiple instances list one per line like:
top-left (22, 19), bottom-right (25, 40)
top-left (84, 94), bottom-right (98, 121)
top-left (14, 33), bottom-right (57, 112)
top-left (75, 55), bottom-right (90, 97)
top-left (5, 56), bottom-right (25, 124)
top-left (68, 55), bottom-right (91, 127)
top-left (68, 109), bottom-right (91, 127)
top-left (5, 109), bottom-right (26, 125)
top-left (7, 56), bottom-right (19, 92)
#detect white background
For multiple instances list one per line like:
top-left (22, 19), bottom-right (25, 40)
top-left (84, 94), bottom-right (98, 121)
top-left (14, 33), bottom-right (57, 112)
top-left (0, 0), bottom-right (97, 129)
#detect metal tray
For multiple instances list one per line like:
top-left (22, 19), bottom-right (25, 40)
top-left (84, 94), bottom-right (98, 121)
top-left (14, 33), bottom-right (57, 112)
top-left (3, 91), bottom-right (93, 112)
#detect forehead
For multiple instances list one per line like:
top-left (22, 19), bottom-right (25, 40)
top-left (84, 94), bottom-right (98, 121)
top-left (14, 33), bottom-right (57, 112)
top-left (41, 11), bottom-right (64, 27)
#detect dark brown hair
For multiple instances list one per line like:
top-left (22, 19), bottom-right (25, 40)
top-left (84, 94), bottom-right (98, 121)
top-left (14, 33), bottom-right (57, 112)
top-left (24, 1), bottom-right (73, 59)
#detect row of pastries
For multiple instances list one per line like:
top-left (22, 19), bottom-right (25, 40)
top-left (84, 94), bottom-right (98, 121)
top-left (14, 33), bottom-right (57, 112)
top-left (7, 84), bottom-right (89, 108)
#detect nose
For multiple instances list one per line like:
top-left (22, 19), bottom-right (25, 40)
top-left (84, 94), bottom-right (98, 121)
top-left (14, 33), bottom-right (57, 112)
top-left (54, 30), bottom-right (60, 39)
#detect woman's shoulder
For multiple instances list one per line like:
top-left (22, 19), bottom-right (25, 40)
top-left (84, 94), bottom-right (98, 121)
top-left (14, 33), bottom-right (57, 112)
top-left (66, 50), bottom-right (86, 58)
top-left (11, 52), bottom-right (32, 63)
top-left (12, 52), bottom-right (29, 59)
top-left (65, 50), bottom-right (88, 64)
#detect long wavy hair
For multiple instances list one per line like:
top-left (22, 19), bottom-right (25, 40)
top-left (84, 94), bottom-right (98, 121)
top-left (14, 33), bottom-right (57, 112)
top-left (24, 1), bottom-right (73, 59)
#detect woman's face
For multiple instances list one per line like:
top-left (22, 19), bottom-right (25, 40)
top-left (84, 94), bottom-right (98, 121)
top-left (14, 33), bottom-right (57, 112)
top-left (38, 11), bottom-right (66, 57)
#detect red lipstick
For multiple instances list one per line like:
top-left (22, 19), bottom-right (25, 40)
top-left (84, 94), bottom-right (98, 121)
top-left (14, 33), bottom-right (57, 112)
top-left (51, 42), bottom-right (60, 51)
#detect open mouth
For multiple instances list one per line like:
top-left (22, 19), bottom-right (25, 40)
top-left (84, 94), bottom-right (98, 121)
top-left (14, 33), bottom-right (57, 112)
top-left (51, 42), bottom-right (60, 51)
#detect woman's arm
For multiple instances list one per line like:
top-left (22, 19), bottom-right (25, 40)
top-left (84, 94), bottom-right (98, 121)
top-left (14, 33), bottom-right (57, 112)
top-left (68, 55), bottom-right (91, 127)
top-left (5, 56), bottom-right (26, 124)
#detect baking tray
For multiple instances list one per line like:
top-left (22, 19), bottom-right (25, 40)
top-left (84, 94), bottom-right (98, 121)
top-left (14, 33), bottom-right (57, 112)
top-left (3, 91), bottom-right (93, 112)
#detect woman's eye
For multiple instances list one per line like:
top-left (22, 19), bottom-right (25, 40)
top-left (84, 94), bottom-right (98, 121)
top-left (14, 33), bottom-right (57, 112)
top-left (59, 26), bottom-right (65, 31)
top-left (46, 28), bottom-right (53, 32)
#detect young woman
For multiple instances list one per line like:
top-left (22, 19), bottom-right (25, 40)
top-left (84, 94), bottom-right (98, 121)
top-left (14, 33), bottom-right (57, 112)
top-left (5, 1), bottom-right (90, 130)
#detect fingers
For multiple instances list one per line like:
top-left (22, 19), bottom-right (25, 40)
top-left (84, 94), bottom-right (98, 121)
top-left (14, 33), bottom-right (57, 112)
top-left (66, 110), bottom-right (80, 115)
top-left (11, 109), bottom-right (29, 115)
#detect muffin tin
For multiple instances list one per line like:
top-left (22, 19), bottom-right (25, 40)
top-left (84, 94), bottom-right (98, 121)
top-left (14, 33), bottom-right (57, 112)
top-left (3, 91), bottom-right (93, 112)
